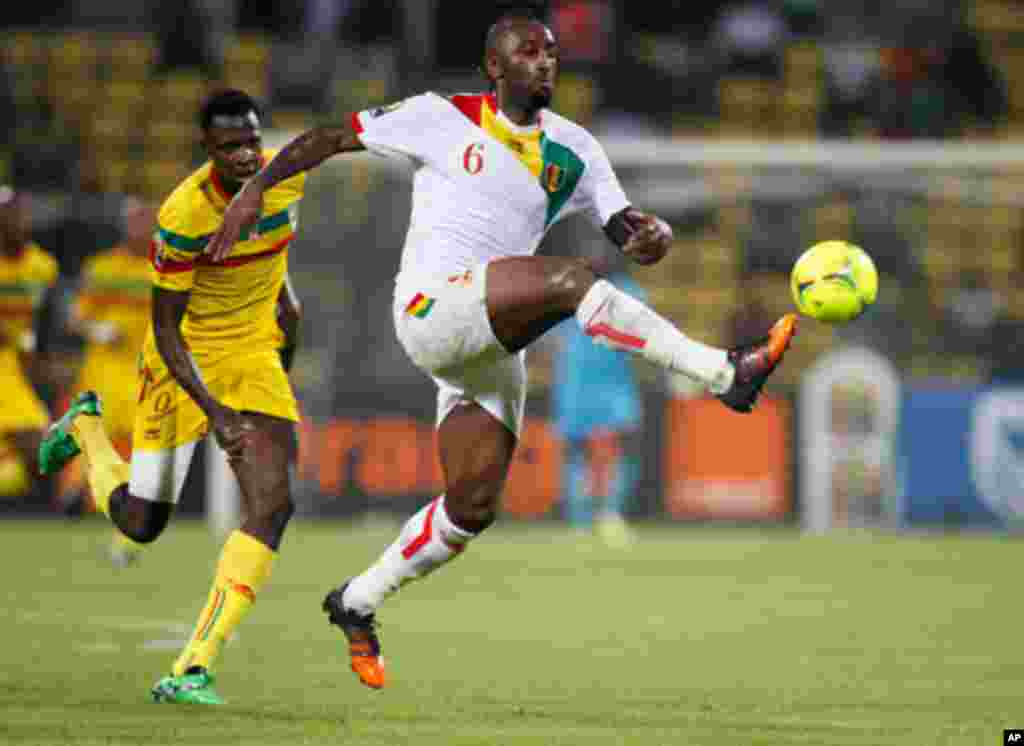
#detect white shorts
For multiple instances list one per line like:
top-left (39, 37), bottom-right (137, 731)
top-left (129, 439), bottom-right (200, 504)
top-left (128, 435), bottom-right (244, 505)
top-left (393, 263), bottom-right (526, 436)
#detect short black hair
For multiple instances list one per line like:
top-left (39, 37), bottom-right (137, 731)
top-left (482, 5), bottom-right (548, 87)
top-left (198, 89), bottom-right (262, 132)
top-left (485, 5), bottom-right (546, 55)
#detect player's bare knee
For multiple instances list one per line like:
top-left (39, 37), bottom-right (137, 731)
top-left (545, 258), bottom-right (596, 311)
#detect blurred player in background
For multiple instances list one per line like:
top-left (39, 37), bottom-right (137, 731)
top-left (0, 185), bottom-right (58, 502)
top-left (552, 248), bottom-right (643, 547)
top-left (63, 197), bottom-right (155, 565)
top-left (208, 11), bottom-right (796, 689)
top-left (38, 89), bottom-right (305, 705)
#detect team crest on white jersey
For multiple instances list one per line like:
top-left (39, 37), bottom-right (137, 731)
top-left (543, 163), bottom-right (564, 193)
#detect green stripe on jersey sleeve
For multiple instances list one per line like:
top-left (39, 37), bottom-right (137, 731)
top-left (156, 209), bottom-right (295, 254)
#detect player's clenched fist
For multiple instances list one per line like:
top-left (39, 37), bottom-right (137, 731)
top-left (208, 403), bottom-right (255, 462)
top-left (621, 208), bottom-right (672, 266)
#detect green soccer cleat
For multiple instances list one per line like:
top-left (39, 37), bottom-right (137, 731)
top-left (38, 391), bottom-right (102, 475)
top-left (151, 668), bottom-right (224, 705)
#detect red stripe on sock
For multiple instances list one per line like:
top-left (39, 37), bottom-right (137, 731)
top-left (229, 582), bottom-right (256, 603)
top-left (196, 589), bottom-right (225, 641)
top-left (585, 322), bottom-right (647, 350)
top-left (401, 498), bottom-right (441, 559)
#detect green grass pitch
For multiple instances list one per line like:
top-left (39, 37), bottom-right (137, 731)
top-left (0, 518), bottom-right (1019, 745)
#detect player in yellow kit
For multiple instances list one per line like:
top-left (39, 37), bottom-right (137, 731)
top-left (0, 185), bottom-right (57, 499)
top-left (39, 90), bottom-right (306, 704)
top-left (65, 197), bottom-right (301, 566)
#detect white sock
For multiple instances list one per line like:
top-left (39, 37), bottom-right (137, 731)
top-left (576, 279), bottom-right (734, 394)
top-left (343, 496), bottom-right (474, 615)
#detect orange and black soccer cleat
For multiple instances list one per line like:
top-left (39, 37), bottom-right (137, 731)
top-left (717, 313), bottom-right (797, 413)
top-left (323, 582), bottom-right (386, 689)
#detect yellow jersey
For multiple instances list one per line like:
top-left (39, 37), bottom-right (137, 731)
top-left (76, 246), bottom-right (152, 361)
top-left (0, 242), bottom-right (58, 355)
top-left (144, 152), bottom-right (306, 360)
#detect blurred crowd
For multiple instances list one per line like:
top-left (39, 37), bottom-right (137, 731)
top-left (0, 0), bottom-right (1021, 425)
top-left (0, 1), bottom-right (1013, 138)
top-left (619, 0), bottom-right (1007, 138)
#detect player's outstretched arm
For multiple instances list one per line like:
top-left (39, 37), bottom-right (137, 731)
top-left (151, 286), bottom-right (252, 460)
top-left (205, 120), bottom-right (366, 262)
top-left (604, 207), bottom-right (673, 266)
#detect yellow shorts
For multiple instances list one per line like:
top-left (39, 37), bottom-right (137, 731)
top-left (0, 350), bottom-right (50, 434)
top-left (132, 347), bottom-right (299, 452)
top-left (75, 352), bottom-right (138, 439)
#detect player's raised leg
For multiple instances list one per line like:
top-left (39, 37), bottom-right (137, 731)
top-left (485, 256), bottom-right (796, 412)
top-left (39, 391), bottom-right (173, 541)
top-left (106, 437), bottom-right (144, 567)
top-left (154, 413), bottom-right (295, 705)
top-left (325, 401), bottom-right (513, 689)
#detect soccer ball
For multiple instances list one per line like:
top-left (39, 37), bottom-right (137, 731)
top-left (790, 240), bottom-right (878, 323)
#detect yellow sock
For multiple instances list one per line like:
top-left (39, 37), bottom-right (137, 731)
top-left (69, 415), bottom-right (130, 517)
top-left (172, 530), bottom-right (276, 676)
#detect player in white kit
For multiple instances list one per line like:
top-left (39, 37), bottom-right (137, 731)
top-left (206, 12), bottom-right (797, 689)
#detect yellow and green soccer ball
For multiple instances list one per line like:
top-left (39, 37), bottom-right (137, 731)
top-left (790, 240), bottom-right (878, 323)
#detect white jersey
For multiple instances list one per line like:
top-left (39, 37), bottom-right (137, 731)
top-left (351, 92), bottom-right (631, 285)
